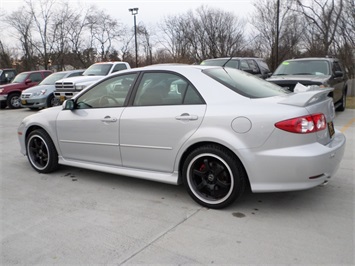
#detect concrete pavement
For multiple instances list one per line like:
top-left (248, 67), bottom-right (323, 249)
top-left (1, 108), bottom-right (354, 265)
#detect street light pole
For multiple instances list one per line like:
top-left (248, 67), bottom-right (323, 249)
top-left (129, 7), bottom-right (139, 67)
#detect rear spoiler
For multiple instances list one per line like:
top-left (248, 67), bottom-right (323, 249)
top-left (280, 88), bottom-right (333, 107)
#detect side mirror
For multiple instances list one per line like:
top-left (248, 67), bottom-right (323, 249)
top-left (62, 99), bottom-right (75, 110)
top-left (25, 78), bottom-right (32, 84)
top-left (334, 71), bottom-right (343, 77)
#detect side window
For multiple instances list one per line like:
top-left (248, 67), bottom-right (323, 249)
top-left (133, 72), bottom-right (204, 106)
top-left (239, 60), bottom-right (250, 71)
top-left (29, 73), bottom-right (42, 82)
top-left (112, 64), bottom-right (128, 73)
top-left (44, 72), bottom-right (51, 78)
top-left (225, 60), bottom-right (239, 69)
top-left (247, 60), bottom-right (260, 74)
top-left (332, 62), bottom-right (343, 74)
top-left (76, 73), bottom-right (137, 109)
top-left (183, 85), bottom-right (204, 104)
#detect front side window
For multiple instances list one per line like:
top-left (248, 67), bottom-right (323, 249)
top-left (76, 73), bottom-right (137, 109)
top-left (133, 72), bottom-right (204, 106)
top-left (29, 73), bottom-right (43, 82)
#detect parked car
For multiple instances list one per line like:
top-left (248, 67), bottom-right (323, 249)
top-left (0, 68), bottom-right (17, 85)
top-left (18, 65), bottom-right (345, 209)
top-left (267, 57), bottom-right (348, 111)
top-left (54, 61), bottom-right (130, 103)
top-left (0, 70), bottom-right (52, 109)
top-left (21, 70), bottom-right (85, 110)
top-left (200, 57), bottom-right (272, 79)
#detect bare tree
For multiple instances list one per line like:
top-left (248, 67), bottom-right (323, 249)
top-left (26, 0), bottom-right (57, 70)
top-left (251, 0), bottom-right (303, 70)
top-left (87, 11), bottom-right (123, 62)
top-left (3, 8), bottom-right (36, 70)
top-left (295, 0), bottom-right (343, 55)
top-left (159, 6), bottom-right (246, 63)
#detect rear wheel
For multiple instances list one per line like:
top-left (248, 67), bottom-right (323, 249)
top-left (26, 129), bottom-right (59, 173)
top-left (182, 145), bottom-right (246, 209)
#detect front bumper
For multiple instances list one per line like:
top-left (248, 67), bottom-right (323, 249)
top-left (0, 94), bottom-right (8, 101)
top-left (21, 96), bottom-right (47, 108)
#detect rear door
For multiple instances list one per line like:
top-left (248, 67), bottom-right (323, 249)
top-left (120, 71), bottom-right (206, 172)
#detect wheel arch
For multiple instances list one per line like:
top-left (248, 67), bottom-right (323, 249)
top-left (24, 125), bottom-right (60, 155)
top-left (177, 141), bottom-right (250, 187)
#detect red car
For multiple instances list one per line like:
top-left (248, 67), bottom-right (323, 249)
top-left (0, 70), bottom-right (52, 109)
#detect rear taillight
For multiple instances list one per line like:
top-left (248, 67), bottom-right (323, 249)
top-left (275, 113), bottom-right (326, 134)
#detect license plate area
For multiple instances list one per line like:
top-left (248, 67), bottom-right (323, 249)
top-left (328, 121), bottom-right (335, 138)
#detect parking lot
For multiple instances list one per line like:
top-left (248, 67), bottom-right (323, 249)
top-left (1, 107), bottom-right (354, 265)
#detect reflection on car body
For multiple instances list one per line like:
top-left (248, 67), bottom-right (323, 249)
top-left (18, 65), bottom-right (346, 209)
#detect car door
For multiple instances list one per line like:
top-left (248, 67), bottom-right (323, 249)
top-left (56, 73), bottom-right (137, 166)
top-left (329, 61), bottom-right (346, 103)
top-left (120, 71), bottom-right (206, 173)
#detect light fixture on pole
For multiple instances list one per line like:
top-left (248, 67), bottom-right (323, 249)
top-left (129, 7), bottom-right (139, 67)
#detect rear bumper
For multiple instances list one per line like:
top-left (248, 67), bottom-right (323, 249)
top-left (242, 130), bottom-right (346, 192)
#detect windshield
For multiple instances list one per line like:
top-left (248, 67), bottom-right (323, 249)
top-left (201, 59), bottom-right (229, 66)
top-left (273, 60), bottom-right (330, 76)
top-left (83, 64), bottom-right (112, 76)
top-left (203, 68), bottom-right (289, 98)
top-left (12, 73), bottom-right (27, 83)
top-left (39, 72), bottom-right (68, 85)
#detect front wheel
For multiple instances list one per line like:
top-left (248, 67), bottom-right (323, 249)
top-left (7, 93), bottom-right (21, 109)
top-left (336, 89), bottom-right (346, 112)
top-left (182, 145), bottom-right (246, 209)
top-left (26, 129), bottom-right (59, 173)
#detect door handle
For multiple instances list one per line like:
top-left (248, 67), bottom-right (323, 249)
top-left (101, 116), bottom-right (117, 123)
top-left (175, 113), bottom-right (198, 121)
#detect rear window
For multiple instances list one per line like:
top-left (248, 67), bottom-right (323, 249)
top-left (203, 68), bottom-right (289, 98)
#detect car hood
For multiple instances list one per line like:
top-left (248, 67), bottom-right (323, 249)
top-left (56, 75), bottom-right (103, 84)
top-left (22, 84), bottom-right (54, 93)
top-left (0, 83), bottom-right (23, 91)
top-left (267, 75), bottom-right (330, 83)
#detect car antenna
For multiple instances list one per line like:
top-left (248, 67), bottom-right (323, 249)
top-left (222, 56), bottom-right (233, 68)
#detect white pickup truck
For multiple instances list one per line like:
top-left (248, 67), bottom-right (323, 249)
top-left (54, 61), bottom-right (130, 102)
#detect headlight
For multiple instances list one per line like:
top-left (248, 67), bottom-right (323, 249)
top-left (33, 89), bottom-right (47, 96)
top-left (0, 88), bottom-right (4, 93)
top-left (75, 85), bottom-right (87, 91)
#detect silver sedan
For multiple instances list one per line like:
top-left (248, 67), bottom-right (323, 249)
top-left (17, 65), bottom-right (346, 209)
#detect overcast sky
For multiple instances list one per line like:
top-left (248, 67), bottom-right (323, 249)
top-left (1, 0), bottom-right (255, 27)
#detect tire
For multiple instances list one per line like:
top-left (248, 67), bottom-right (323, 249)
top-left (47, 93), bottom-right (60, 107)
top-left (336, 89), bottom-right (346, 112)
top-left (26, 129), bottom-right (59, 173)
top-left (182, 145), bottom-right (246, 209)
top-left (7, 93), bottom-right (21, 109)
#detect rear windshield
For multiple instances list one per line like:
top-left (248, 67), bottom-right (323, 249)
top-left (203, 68), bottom-right (289, 98)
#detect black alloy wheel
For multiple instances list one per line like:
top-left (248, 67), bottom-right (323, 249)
top-left (26, 129), bottom-right (59, 173)
top-left (182, 145), bottom-right (246, 209)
